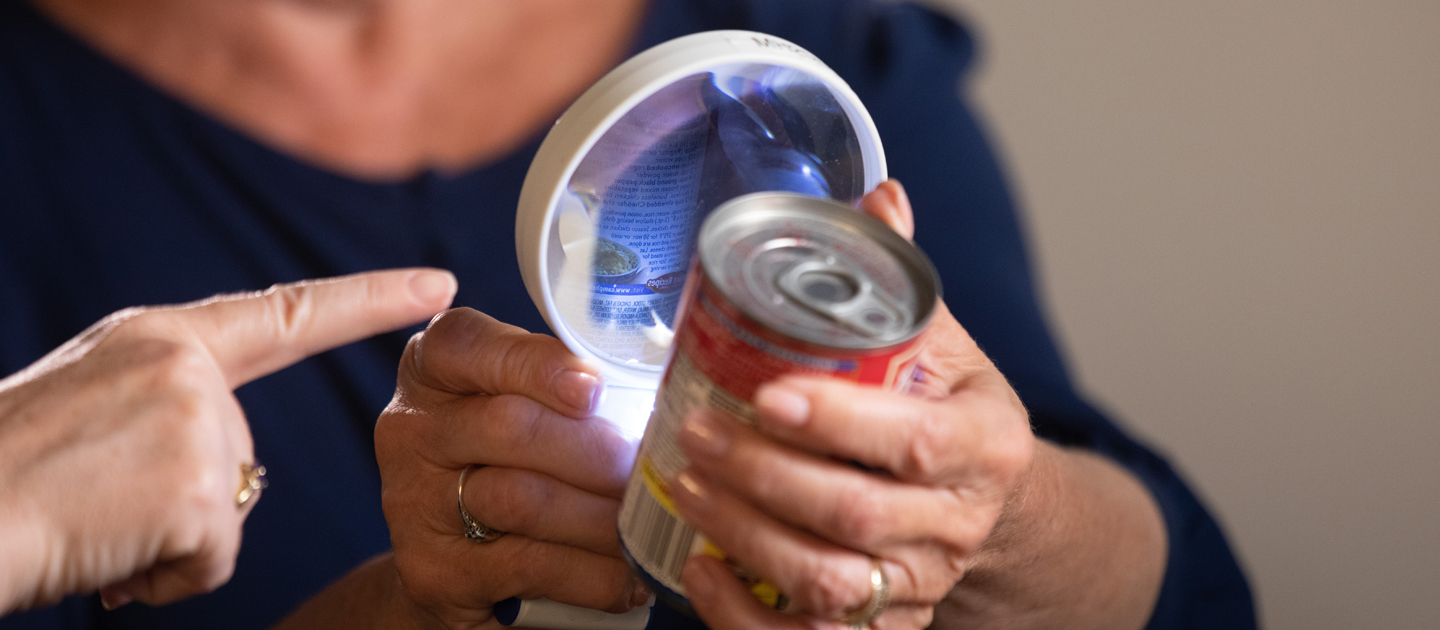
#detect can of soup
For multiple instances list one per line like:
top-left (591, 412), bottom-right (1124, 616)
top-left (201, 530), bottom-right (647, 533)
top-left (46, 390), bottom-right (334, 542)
top-left (616, 192), bottom-right (941, 613)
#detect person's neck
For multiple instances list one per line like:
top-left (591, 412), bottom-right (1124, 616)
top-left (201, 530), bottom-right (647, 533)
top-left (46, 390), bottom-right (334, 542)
top-left (31, 0), bottom-right (649, 179)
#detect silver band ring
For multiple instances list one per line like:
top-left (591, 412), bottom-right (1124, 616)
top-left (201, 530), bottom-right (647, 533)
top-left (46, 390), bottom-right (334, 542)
top-left (236, 462), bottom-right (267, 510)
top-left (458, 466), bottom-right (505, 543)
top-left (839, 557), bottom-right (890, 627)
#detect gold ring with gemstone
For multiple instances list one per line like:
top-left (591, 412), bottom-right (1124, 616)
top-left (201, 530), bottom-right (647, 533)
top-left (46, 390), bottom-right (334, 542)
top-left (458, 466), bottom-right (505, 543)
top-left (236, 462), bottom-right (267, 510)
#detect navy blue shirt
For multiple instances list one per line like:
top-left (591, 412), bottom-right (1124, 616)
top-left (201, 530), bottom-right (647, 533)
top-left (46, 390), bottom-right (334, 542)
top-left (0, 0), bottom-right (1255, 627)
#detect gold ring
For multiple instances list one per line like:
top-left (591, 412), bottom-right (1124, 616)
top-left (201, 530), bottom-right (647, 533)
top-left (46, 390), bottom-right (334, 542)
top-left (458, 466), bottom-right (505, 543)
top-left (839, 557), bottom-right (890, 627)
top-left (236, 462), bottom-right (267, 510)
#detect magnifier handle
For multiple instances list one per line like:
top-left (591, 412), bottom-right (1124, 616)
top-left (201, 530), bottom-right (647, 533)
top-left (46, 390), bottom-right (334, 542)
top-left (494, 597), bottom-right (655, 630)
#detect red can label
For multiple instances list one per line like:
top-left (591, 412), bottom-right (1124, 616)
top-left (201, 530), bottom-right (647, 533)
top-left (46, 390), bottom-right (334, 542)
top-left (617, 271), bottom-right (923, 605)
top-left (681, 273), bottom-right (923, 402)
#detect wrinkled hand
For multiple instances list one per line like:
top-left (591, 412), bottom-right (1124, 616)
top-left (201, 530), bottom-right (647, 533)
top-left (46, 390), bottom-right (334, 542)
top-left (672, 181), bottom-right (1036, 629)
top-left (376, 308), bottom-right (648, 629)
top-left (0, 269), bottom-right (457, 615)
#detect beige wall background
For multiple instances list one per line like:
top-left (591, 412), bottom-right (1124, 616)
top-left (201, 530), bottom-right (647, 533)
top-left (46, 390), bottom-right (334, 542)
top-left (922, 0), bottom-right (1440, 628)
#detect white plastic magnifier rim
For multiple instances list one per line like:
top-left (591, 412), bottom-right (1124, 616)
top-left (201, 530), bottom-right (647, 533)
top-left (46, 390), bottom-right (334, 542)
top-left (515, 29), bottom-right (887, 390)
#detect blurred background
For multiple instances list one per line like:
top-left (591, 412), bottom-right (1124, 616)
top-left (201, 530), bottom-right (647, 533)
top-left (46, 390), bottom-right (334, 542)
top-left (922, 0), bottom-right (1440, 628)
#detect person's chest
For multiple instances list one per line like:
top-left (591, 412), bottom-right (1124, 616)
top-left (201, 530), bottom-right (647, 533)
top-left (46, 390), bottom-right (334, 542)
top-left (26, 0), bottom-right (651, 179)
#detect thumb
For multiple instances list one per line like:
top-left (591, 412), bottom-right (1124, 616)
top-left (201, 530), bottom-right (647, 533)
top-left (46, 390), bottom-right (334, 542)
top-left (915, 299), bottom-right (995, 395)
top-left (859, 179), bottom-right (915, 240)
top-left (855, 182), bottom-right (981, 393)
top-left (174, 268), bottom-right (457, 388)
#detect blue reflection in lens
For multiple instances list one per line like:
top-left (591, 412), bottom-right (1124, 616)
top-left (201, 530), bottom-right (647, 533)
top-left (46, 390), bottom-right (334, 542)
top-left (554, 66), bottom-right (867, 366)
top-left (701, 73), bottom-right (833, 199)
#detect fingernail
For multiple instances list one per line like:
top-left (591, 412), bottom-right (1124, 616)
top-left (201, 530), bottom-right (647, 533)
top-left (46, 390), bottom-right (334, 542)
top-left (673, 471), bottom-right (710, 508)
top-left (409, 270), bottom-right (457, 305)
top-left (680, 412), bottom-right (728, 457)
top-left (683, 557), bottom-right (715, 597)
top-left (886, 178), bottom-right (907, 200)
top-left (630, 582), bottom-right (653, 608)
top-left (754, 385), bottom-right (810, 426)
top-left (876, 181), bottom-right (900, 210)
top-left (555, 370), bottom-right (602, 413)
top-left (100, 592), bottom-right (132, 611)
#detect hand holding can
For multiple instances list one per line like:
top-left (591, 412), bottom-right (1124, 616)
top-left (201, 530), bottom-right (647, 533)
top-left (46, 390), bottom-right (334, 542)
top-left (665, 182), bottom-right (1037, 630)
top-left (617, 183), bottom-right (961, 619)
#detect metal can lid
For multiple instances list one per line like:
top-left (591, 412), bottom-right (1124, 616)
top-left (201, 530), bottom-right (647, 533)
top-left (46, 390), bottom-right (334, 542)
top-left (515, 31), bottom-right (887, 389)
top-left (699, 192), bottom-right (941, 350)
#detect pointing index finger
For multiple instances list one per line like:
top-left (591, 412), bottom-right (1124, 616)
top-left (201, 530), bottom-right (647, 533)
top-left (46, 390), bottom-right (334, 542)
top-left (177, 269), bottom-right (457, 388)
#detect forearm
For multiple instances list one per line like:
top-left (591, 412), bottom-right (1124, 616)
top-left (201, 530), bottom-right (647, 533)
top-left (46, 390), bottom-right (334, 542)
top-left (272, 553), bottom-right (437, 630)
top-left (933, 440), bottom-right (1168, 630)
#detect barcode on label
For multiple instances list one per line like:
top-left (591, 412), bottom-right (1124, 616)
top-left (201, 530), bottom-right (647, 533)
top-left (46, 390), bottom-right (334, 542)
top-left (620, 479), bottom-right (696, 591)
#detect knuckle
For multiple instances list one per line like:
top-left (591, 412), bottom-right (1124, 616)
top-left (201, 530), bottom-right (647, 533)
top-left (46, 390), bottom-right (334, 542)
top-left (798, 557), bottom-right (865, 616)
top-left (423, 306), bottom-right (476, 337)
top-left (585, 427), bottom-right (637, 497)
top-left (378, 483), bottom-right (411, 524)
top-left (599, 570), bottom-right (638, 614)
top-left (154, 485), bottom-right (232, 563)
top-left (831, 481), bottom-right (888, 548)
top-left (162, 388), bottom-right (215, 443)
top-left (875, 606), bottom-right (934, 630)
top-left (940, 495), bottom-right (994, 555)
top-left (373, 404), bottom-right (425, 467)
top-left (590, 420), bottom-right (633, 458)
top-left (487, 395), bottom-right (546, 444)
top-left (955, 528), bottom-right (991, 557)
top-left (136, 339), bottom-right (214, 392)
top-left (105, 305), bottom-right (149, 326)
top-left (175, 454), bottom-right (230, 520)
top-left (120, 327), bottom-right (178, 363)
top-left (911, 608), bottom-right (936, 629)
top-left (393, 553), bottom-right (448, 607)
top-left (904, 415), bottom-right (950, 481)
top-left (152, 417), bottom-right (224, 510)
top-left (428, 308), bottom-right (543, 391)
top-left (507, 540), bottom-right (555, 587)
top-left (484, 470), bottom-right (548, 533)
top-left (991, 416), bottom-right (1035, 482)
top-left (151, 425), bottom-right (234, 533)
top-left (399, 330), bottom-right (427, 378)
top-left (905, 557), bottom-right (959, 603)
top-left (741, 448), bottom-right (785, 499)
top-left (259, 283), bottom-right (310, 341)
top-left (376, 462), bottom-right (431, 523)
top-left (372, 414), bottom-right (402, 461)
top-left (165, 386), bottom-right (212, 429)
top-left (489, 333), bottom-right (554, 389)
top-left (416, 309), bottom-right (469, 369)
top-left (104, 307), bottom-right (162, 338)
top-left (430, 307), bottom-right (492, 351)
top-left (197, 555), bottom-right (238, 593)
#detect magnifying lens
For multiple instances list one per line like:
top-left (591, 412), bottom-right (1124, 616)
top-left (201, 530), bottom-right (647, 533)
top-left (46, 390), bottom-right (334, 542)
top-left (510, 30), bottom-right (885, 629)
